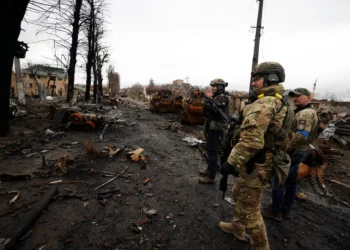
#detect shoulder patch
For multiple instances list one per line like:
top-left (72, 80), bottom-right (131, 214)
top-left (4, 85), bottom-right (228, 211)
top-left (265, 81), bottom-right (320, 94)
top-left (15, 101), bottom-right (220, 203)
top-left (297, 120), bottom-right (306, 130)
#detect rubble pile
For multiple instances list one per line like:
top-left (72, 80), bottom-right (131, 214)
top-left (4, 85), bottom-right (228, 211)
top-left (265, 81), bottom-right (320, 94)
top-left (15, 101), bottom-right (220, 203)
top-left (319, 113), bottom-right (350, 147)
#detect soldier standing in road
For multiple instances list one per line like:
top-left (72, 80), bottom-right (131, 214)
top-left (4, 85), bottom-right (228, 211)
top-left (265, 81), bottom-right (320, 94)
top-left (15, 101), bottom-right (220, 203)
top-left (199, 78), bottom-right (230, 184)
top-left (262, 88), bottom-right (319, 221)
top-left (219, 62), bottom-right (292, 250)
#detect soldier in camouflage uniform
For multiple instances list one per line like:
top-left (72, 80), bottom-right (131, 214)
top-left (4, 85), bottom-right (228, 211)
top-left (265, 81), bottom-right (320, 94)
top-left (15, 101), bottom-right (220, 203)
top-left (263, 88), bottom-right (319, 221)
top-left (219, 62), bottom-right (289, 250)
top-left (199, 78), bottom-right (230, 184)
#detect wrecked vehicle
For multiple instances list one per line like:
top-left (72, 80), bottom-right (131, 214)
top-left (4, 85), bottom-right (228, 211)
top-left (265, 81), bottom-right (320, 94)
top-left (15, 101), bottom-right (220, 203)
top-left (318, 114), bottom-right (350, 148)
top-left (180, 89), bottom-right (205, 124)
top-left (149, 90), bottom-right (183, 113)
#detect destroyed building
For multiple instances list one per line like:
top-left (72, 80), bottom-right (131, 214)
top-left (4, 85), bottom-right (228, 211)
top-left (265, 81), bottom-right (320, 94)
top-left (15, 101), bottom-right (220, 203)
top-left (11, 65), bottom-right (68, 97)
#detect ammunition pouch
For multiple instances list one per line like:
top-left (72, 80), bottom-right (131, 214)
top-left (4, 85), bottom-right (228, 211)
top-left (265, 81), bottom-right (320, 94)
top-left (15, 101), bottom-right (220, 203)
top-left (272, 149), bottom-right (291, 187)
top-left (209, 120), bottom-right (228, 132)
top-left (209, 120), bottom-right (228, 146)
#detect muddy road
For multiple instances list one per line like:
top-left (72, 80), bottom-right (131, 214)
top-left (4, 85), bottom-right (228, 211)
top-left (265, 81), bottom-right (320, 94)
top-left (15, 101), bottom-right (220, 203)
top-left (0, 99), bottom-right (349, 250)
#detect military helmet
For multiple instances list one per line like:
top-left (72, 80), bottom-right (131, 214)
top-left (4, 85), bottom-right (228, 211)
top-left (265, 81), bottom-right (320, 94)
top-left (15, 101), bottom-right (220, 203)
top-left (210, 78), bottom-right (228, 88)
top-left (252, 61), bottom-right (285, 86)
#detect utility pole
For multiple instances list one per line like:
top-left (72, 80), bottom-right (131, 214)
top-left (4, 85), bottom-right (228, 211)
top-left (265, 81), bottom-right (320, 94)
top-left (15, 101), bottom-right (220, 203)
top-left (311, 78), bottom-right (317, 100)
top-left (249, 0), bottom-right (264, 97)
top-left (14, 57), bottom-right (26, 105)
top-left (184, 76), bottom-right (190, 83)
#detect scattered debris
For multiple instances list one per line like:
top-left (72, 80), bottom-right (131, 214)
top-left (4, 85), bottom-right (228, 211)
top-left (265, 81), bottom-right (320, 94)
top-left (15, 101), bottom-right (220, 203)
top-left (128, 148), bottom-right (147, 162)
top-left (44, 129), bottom-right (65, 141)
top-left (224, 197), bottom-right (235, 205)
top-left (145, 209), bottom-right (158, 216)
top-left (328, 179), bottom-right (350, 189)
top-left (197, 144), bottom-right (208, 161)
top-left (47, 180), bottom-right (90, 186)
top-left (136, 217), bottom-right (150, 226)
top-left (295, 192), bottom-right (308, 201)
top-left (50, 180), bottom-right (63, 184)
top-left (108, 145), bottom-right (125, 158)
top-left (0, 200), bottom-right (37, 218)
top-left (94, 166), bottom-right (130, 191)
top-left (165, 213), bottom-right (174, 223)
top-left (85, 140), bottom-right (97, 155)
top-left (163, 122), bottom-right (180, 132)
top-left (128, 224), bottom-right (142, 234)
top-left (8, 190), bottom-right (20, 206)
top-left (318, 115), bottom-right (350, 147)
top-left (182, 136), bottom-right (205, 146)
top-left (143, 178), bottom-right (151, 185)
top-left (1, 185), bottom-right (58, 250)
top-left (13, 109), bottom-right (27, 118)
top-left (56, 155), bottom-right (68, 173)
top-left (100, 124), bottom-right (109, 140)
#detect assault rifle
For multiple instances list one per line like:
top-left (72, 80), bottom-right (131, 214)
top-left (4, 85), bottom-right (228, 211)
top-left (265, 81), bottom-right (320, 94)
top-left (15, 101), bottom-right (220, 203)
top-left (202, 92), bottom-right (229, 123)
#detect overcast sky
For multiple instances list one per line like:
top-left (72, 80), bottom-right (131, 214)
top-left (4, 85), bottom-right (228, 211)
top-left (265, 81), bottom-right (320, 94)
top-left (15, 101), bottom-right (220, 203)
top-left (19, 0), bottom-right (350, 100)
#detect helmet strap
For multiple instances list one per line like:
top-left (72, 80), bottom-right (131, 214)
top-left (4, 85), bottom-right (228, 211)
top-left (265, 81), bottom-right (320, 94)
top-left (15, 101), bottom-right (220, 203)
top-left (263, 74), bottom-right (279, 87)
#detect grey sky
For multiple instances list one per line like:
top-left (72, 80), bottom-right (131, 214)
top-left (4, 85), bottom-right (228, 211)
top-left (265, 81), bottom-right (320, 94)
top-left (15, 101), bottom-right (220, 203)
top-left (19, 0), bottom-right (350, 100)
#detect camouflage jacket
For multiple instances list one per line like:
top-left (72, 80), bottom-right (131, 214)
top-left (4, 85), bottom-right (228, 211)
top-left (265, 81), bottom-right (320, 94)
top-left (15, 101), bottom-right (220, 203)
top-left (288, 104), bottom-right (318, 151)
top-left (227, 85), bottom-right (287, 166)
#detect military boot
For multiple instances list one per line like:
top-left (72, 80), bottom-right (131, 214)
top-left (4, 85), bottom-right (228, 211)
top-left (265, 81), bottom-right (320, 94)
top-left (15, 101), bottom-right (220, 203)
top-left (198, 177), bottom-right (215, 184)
top-left (261, 207), bottom-right (282, 222)
top-left (199, 169), bottom-right (208, 176)
top-left (218, 222), bottom-right (248, 242)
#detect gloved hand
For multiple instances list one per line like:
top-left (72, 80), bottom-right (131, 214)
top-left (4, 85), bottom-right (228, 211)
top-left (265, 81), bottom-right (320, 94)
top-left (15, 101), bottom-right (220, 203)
top-left (220, 161), bottom-right (239, 177)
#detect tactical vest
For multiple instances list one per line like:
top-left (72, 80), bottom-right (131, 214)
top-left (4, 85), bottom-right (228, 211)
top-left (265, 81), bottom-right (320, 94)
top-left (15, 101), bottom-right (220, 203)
top-left (208, 93), bottom-right (230, 131)
top-left (211, 93), bottom-right (230, 122)
top-left (259, 94), bottom-right (294, 152)
top-left (258, 93), bottom-right (294, 186)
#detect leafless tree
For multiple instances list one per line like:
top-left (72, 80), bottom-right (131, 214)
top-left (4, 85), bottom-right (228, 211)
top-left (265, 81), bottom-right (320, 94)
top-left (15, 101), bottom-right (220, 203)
top-left (323, 91), bottom-right (341, 101)
top-left (128, 83), bottom-right (144, 101)
top-left (30, 0), bottom-right (85, 102)
top-left (79, 0), bottom-right (110, 102)
top-left (26, 62), bottom-right (41, 88)
top-left (107, 65), bottom-right (120, 97)
top-left (96, 48), bottom-right (109, 98)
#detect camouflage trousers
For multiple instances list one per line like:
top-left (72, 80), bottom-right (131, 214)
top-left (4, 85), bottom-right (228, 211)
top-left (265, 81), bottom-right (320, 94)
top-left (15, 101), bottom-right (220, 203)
top-left (232, 157), bottom-right (273, 250)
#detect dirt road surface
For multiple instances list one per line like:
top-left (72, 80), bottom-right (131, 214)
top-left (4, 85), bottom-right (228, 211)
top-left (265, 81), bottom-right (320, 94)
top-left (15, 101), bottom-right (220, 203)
top-left (0, 99), bottom-right (349, 250)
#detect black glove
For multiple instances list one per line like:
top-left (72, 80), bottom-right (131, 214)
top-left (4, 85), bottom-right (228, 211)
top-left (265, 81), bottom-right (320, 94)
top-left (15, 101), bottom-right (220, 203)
top-left (220, 161), bottom-right (239, 177)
